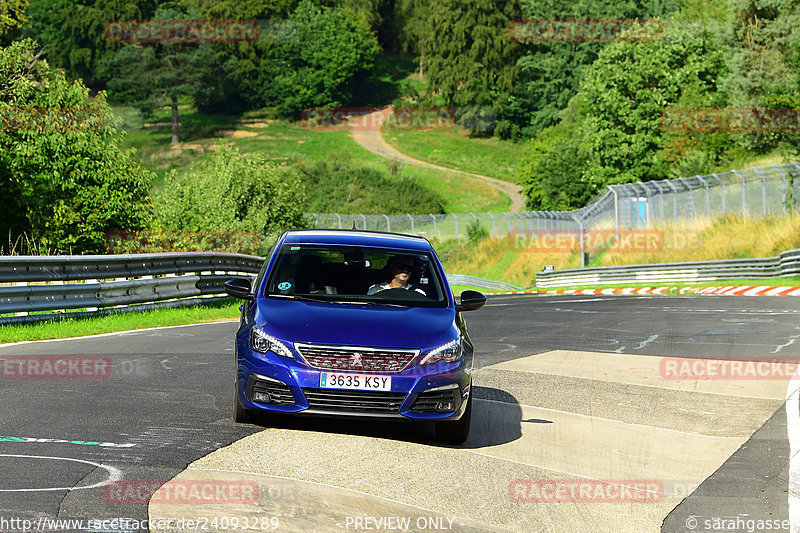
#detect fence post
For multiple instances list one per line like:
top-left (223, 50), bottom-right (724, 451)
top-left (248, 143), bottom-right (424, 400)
top-left (488, 213), bottom-right (495, 236)
top-left (454, 214), bottom-right (458, 239)
top-left (752, 168), bottom-right (767, 216)
top-left (698, 177), bottom-right (710, 218)
top-left (383, 214), bottom-right (390, 232)
top-left (335, 214), bottom-right (342, 229)
top-left (360, 214), bottom-right (367, 230)
top-left (311, 213), bottom-right (318, 228)
top-left (430, 214), bottom-right (437, 238)
top-left (733, 170), bottom-right (746, 218)
top-left (609, 186), bottom-right (619, 241)
top-left (713, 174), bottom-right (725, 214)
top-left (407, 214), bottom-right (414, 234)
top-left (572, 215), bottom-right (586, 268)
top-left (666, 181), bottom-right (678, 224)
top-left (779, 167), bottom-right (787, 215)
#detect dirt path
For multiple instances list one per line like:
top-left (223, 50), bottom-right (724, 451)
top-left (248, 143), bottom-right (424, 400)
top-left (349, 107), bottom-right (526, 212)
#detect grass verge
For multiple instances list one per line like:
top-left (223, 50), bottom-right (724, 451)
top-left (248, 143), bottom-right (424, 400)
top-left (0, 301), bottom-right (240, 343)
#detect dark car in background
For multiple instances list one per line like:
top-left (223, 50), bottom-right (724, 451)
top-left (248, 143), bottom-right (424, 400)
top-left (224, 229), bottom-right (486, 443)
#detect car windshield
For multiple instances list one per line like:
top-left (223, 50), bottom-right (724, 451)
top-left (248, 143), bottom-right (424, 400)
top-left (264, 244), bottom-right (449, 308)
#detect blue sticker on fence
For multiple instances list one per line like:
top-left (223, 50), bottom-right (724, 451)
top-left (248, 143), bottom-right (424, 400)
top-left (278, 282), bottom-right (292, 290)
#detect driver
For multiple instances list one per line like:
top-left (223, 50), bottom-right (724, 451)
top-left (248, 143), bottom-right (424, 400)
top-left (367, 255), bottom-right (426, 295)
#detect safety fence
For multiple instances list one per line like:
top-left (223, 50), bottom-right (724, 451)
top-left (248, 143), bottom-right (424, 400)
top-left (309, 163), bottom-right (800, 244)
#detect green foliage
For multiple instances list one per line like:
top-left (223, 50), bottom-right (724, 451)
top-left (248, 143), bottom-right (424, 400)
top-left (264, 1), bottom-right (381, 116)
top-left (153, 145), bottom-right (306, 253)
top-left (105, 6), bottom-right (226, 144)
top-left (519, 119), bottom-right (593, 210)
top-left (0, 39), bottom-right (153, 253)
top-left (502, 0), bottom-right (682, 138)
top-left (22, 0), bottom-right (156, 88)
top-left (293, 157), bottom-right (445, 215)
top-left (466, 218), bottom-right (488, 244)
top-left (423, 0), bottom-right (523, 135)
top-left (0, 0), bottom-right (29, 37)
top-left (577, 27), bottom-right (727, 186)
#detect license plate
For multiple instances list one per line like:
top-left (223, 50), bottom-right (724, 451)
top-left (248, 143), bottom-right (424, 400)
top-left (320, 372), bottom-right (391, 391)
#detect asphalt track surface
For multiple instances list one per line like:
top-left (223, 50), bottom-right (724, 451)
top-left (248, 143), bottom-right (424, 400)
top-left (1, 294), bottom-right (800, 532)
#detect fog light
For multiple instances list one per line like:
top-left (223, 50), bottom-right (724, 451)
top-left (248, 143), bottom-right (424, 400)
top-left (435, 401), bottom-right (454, 412)
top-left (253, 391), bottom-right (271, 403)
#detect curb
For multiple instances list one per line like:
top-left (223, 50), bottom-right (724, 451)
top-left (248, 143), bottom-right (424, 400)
top-left (487, 286), bottom-right (800, 297)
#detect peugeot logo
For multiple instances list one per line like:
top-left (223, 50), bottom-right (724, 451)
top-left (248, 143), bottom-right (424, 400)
top-left (350, 352), bottom-right (363, 369)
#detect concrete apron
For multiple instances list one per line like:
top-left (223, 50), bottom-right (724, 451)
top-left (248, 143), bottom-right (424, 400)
top-left (148, 350), bottom-right (791, 532)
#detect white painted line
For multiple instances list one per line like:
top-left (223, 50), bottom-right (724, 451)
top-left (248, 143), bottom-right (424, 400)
top-left (0, 320), bottom-right (238, 348)
top-left (786, 369), bottom-right (800, 533)
top-left (0, 454), bottom-right (121, 492)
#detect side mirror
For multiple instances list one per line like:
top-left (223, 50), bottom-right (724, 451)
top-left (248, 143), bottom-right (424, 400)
top-left (224, 277), bottom-right (254, 300)
top-left (456, 290), bottom-right (486, 312)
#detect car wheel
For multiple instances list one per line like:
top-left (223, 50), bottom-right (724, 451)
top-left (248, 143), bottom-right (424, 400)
top-left (233, 384), bottom-right (253, 424)
top-left (435, 392), bottom-right (472, 445)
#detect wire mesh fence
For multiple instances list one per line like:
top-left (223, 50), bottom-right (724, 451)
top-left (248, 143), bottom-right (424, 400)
top-left (309, 163), bottom-right (800, 242)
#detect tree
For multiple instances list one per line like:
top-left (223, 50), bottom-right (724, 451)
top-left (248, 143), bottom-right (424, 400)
top-left (0, 39), bottom-right (153, 253)
top-left (423, 0), bottom-right (523, 135)
top-left (577, 27), bottom-right (726, 186)
top-left (263, 1), bottom-right (381, 117)
top-left (153, 146), bottom-right (305, 254)
top-left (22, 0), bottom-right (156, 89)
top-left (105, 6), bottom-right (225, 145)
top-left (0, 0), bottom-right (28, 36)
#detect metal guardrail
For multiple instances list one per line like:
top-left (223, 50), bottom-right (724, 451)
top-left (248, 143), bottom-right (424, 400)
top-left (536, 248), bottom-right (800, 287)
top-left (0, 253), bottom-right (264, 324)
top-left (0, 252), bottom-right (519, 325)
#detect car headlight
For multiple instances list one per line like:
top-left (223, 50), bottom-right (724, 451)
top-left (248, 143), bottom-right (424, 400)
top-left (250, 327), bottom-right (293, 358)
top-left (420, 337), bottom-right (463, 365)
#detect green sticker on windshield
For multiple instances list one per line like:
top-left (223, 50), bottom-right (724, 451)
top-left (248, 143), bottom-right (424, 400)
top-left (290, 246), bottom-right (300, 250)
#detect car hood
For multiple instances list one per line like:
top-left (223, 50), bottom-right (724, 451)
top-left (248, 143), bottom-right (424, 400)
top-left (255, 298), bottom-right (457, 350)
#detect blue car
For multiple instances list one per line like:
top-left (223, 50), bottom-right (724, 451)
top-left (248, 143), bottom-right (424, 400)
top-left (224, 229), bottom-right (486, 444)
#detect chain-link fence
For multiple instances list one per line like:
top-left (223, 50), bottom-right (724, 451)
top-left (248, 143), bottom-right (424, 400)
top-left (309, 162), bottom-right (800, 243)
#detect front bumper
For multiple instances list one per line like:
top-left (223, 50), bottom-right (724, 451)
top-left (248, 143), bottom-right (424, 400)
top-left (236, 347), bottom-right (471, 421)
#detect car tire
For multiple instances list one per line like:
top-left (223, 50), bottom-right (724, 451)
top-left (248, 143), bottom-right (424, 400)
top-left (233, 385), bottom-right (253, 424)
top-left (435, 392), bottom-right (472, 445)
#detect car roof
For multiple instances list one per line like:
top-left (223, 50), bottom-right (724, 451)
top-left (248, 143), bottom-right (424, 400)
top-left (281, 229), bottom-right (433, 252)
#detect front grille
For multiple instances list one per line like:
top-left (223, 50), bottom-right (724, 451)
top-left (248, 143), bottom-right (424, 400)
top-left (294, 344), bottom-right (418, 373)
top-left (411, 389), bottom-right (458, 413)
top-left (248, 376), bottom-right (295, 406)
top-left (302, 388), bottom-right (407, 414)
